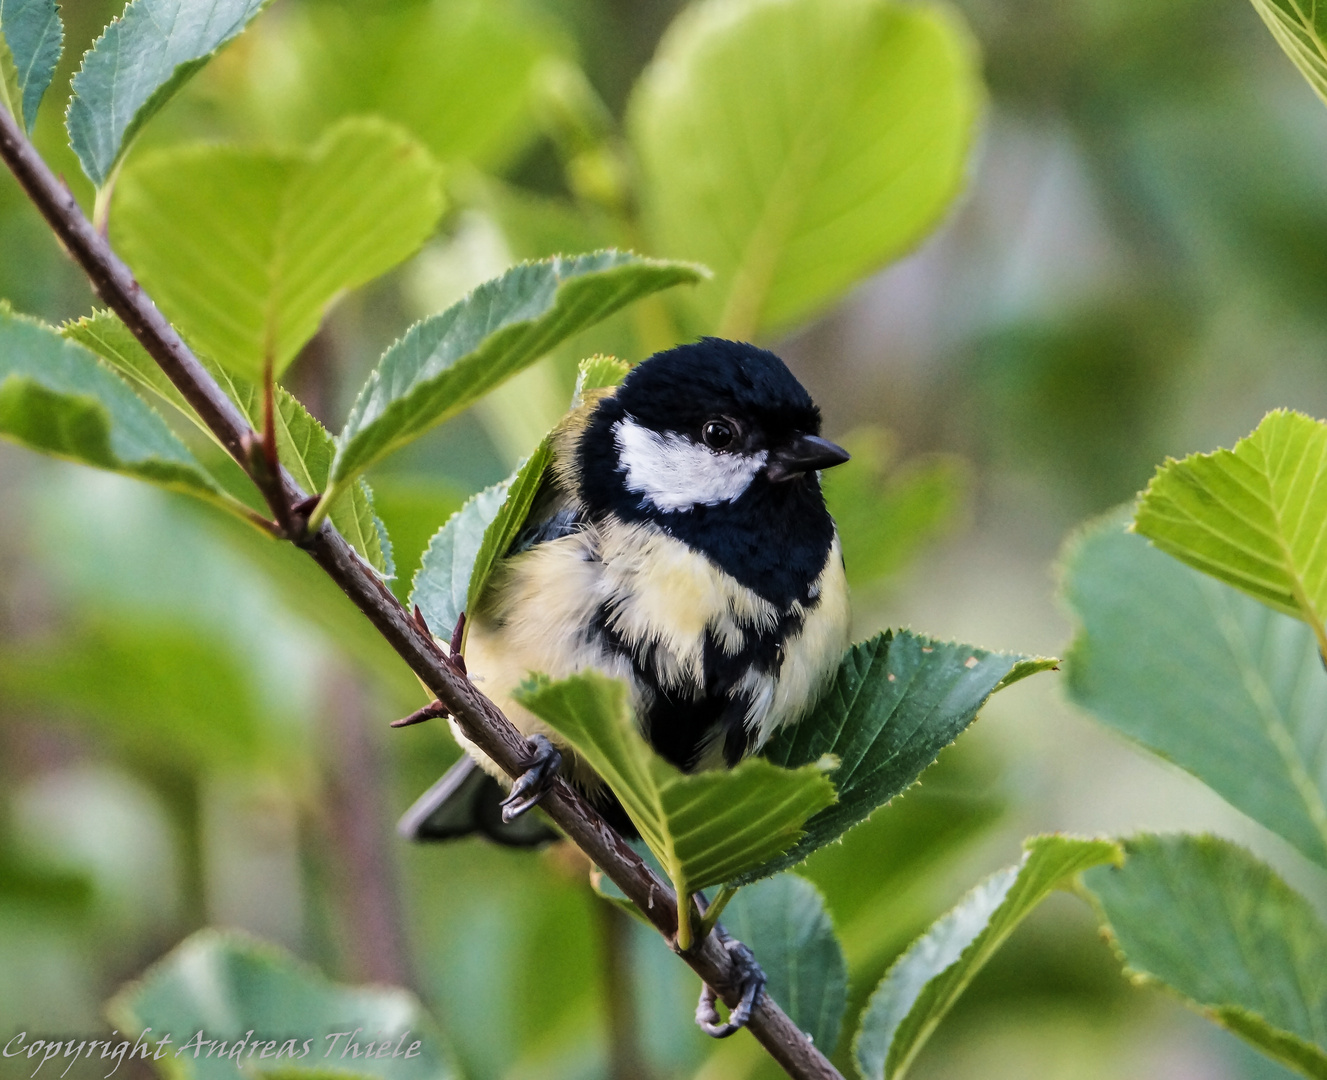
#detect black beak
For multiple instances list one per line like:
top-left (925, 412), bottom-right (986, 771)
top-left (766, 434), bottom-right (851, 482)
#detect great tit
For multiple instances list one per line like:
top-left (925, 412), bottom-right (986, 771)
top-left (399, 337), bottom-right (851, 844)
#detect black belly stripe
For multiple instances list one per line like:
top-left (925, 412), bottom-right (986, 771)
top-left (589, 595), bottom-right (812, 771)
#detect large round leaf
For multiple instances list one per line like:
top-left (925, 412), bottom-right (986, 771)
top-left (629, 0), bottom-right (981, 339)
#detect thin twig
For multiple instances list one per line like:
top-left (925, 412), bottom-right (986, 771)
top-left (390, 700), bottom-right (448, 728)
top-left (0, 105), bottom-right (842, 1080)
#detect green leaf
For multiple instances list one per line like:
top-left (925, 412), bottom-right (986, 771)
top-left (0, 616), bottom-right (270, 772)
top-left (64, 310), bottom-right (393, 578)
top-left (746, 631), bottom-right (1057, 882)
top-left (410, 482), bottom-right (511, 644)
top-left (1248, 1), bottom-right (1327, 110)
top-left (0, 305), bottom-right (218, 497)
top-left (629, 0), bottom-right (980, 339)
top-left (66, 0), bottom-right (271, 187)
top-left (855, 835), bottom-right (1121, 1080)
top-left (822, 428), bottom-right (968, 589)
top-left (370, 477), bottom-right (466, 603)
top-left (799, 751), bottom-right (1006, 973)
top-left (215, 368), bottom-right (394, 580)
top-left (1062, 510), bottom-right (1327, 868)
top-left (408, 438), bottom-right (550, 645)
top-left (391, 358), bottom-right (610, 603)
top-left (722, 875), bottom-right (847, 1055)
top-left (475, 176), bottom-right (621, 262)
top-left (255, 0), bottom-right (567, 170)
top-left (574, 353), bottom-right (631, 400)
top-left (0, 849), bottom-right (93, 914)
top-left (465, 441), bottom-right (551, 619)
top-left (62, 308), bottom-right (193, 416)
top-left (1082, 834), bottom-right (1327, 1080)
top-left (109, 929), bottom-right (456, 1080)
top-left (1134, 410), bottom-right (1327, 656)
top-left (326, 252), bottom-right (704, 506)
top-left (0, 0), bottom-right (62, 133)
top-left (111, 117), bottom-right (444, 381)
top-left (514, 672), bottom-right (837, 948)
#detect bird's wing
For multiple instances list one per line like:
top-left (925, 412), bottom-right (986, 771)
top-left (507, 467), bottom-right (587, 556)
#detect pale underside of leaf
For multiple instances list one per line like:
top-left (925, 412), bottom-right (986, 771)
top-left (574, 354), bottom-right (631, 400)
top-left (63, 309), bottom-right (194, 416)
top-left (855, 835), bottom-right (1121, 1080)
top-left (326, 252), bottom-right (703, 510)
top-left (408, 357), bottom-right (622, 645)
top-left (464, 441), bottom-right (552, 620)
top-left (410, 481), bottom-right (511, 641)
top-left (1064, 512), bottom-right (1327, 869)
top-left (110, 118), bottom-right (444, 381)
top-left (67, 0), bottom-right (271, 186)
top-left (64, 310), bottom-right (392, 576)
top-left (1082, 834), bottom-right (1327, 1080)
top-left (630, 0), bottom-right (979, 339)
top-left (0, 306), bottom-right (218, 497)
top-left (1248, 0), bottom-right (1327, 108)
top-left (1134, 410), bottom-right (1327, 658)
top-left (0, 0), bottom-right (63, 133)
top-left (108, 928), bottom-right (456, 1080)
top-left (514, 672), bottom-right (836, 945)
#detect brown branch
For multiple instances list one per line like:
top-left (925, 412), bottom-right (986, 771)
top-left (599, 901), bottom-right (650, 1080)
top-left (0, 106), bottom-right (841, 1080)
top-left (320, 669), bottom-right (416, 990)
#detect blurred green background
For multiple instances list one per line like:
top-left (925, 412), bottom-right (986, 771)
top-left (2, 0), bottom-right (1325, 1077)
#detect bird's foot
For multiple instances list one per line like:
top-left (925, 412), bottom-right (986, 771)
top-left (695, 930), bottom-right (766, 1038)
top-left (499, 734), bottom-right (561, 822)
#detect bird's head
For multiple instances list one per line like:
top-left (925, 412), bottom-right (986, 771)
top-left (576, 338), bottom-right (849, 519)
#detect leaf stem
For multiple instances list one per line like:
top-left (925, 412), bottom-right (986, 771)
top-left (699, 884), bottom-right (740, 940)
top-left (0, 104), bottom-right (843, 1080)
top-left (677, 893), bottom-right (694, 952)
top-left (305, 488), bottom-right (334, 535)
top-left (254, 350), bottom-right (296, 538)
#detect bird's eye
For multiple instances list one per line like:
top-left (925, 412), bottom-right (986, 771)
top-left (702, 418), bottom-right (735, 450)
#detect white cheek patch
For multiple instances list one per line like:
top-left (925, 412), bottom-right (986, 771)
top-left (613, 417), bottom-right (767, 512)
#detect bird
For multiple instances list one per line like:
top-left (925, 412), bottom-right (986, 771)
top-left (398, 337), bottom-right (851, 846)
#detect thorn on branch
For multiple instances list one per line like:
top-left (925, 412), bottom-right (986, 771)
top-left (414, 605), bottom-right (470, 674)
top-left (289, 494), bottom-right (321, 541)
top-left (448, 612), bottom-right (467, 675)
top-left (390, 700), bottom-right (449, 728)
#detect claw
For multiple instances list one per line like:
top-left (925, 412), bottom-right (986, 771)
top-left (695, 931), bottom-right (766, 1038)
top-left (499, 734), bottom-right (561, 822)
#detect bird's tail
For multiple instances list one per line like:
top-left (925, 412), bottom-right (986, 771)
top-left (397, 756), bottom-right (559, 847)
